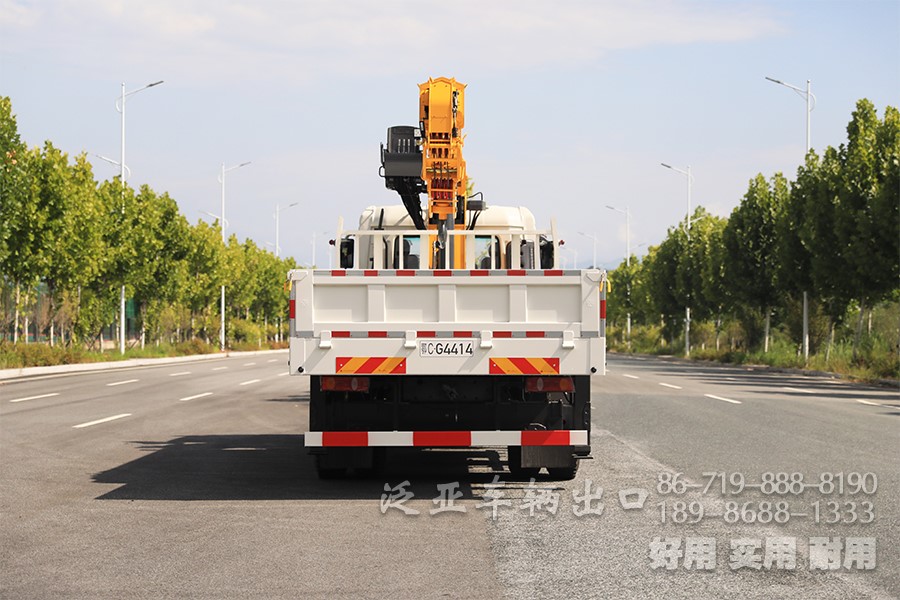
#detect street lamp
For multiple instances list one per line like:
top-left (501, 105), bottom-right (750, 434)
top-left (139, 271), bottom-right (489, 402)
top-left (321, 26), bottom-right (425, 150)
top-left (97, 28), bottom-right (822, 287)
top-left (765, 77), bottom-right (815, 154)
top-left (218, 161), bottom-right (251, 351)
top-left (606, 204), bottom-right (632, 347)
top-left (93, 154), bottom-right (132, 180)
top-left (114, 80), bottom-right (163, 355)
top-left (766, 76), bottom-right (816, 362)
top-left (577, 232), bottom-right (599, 268)
top-left (200, 210), bottom-right (229, 229)
top-left (311, 231), bottom-right (331, 268)
top-left (560, 246), bottom-right (578, 269)
top-left (661, 162), bottom-right (694, 357)
top-left (274, 202), bottom-right (299, 258)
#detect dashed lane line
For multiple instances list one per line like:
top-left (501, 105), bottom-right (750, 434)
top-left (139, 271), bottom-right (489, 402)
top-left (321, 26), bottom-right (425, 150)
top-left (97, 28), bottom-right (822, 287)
top-left (10, 392), bottom-right (59, 403)
top-left (658, 382), bottom-right (682, 390)
top-left (106, 379), bottom-right (139, 387)
top-left (267, 359), bottom-right (279, 363)
top-left (243, 362), bottom-right (257, 367)
top-left (704, 393), bottom-right (742, 405)
top-left (622, 374), bottom-right (640, 380)
top-left (782, 386), bottom-right (814, 394)
top-left (212, 366), bottom-right (228, 371)
top-left (169, 371), bottom-right (191, 377)
top-left (856, 399), bottom-right (885, 407)
top-left (179, 392), bottom-right (213, 402)
top-left (73, 413), bottom-right (132, 429)
top-left (277, 372), bottom-right (290, 377)
top-left (240, 379), bottom-right (261, 386)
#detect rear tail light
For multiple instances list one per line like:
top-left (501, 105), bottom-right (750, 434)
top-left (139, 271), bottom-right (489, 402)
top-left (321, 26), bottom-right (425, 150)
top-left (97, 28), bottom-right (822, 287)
top-left (525, 376), bottom-right (574, 393)
top-left (321, 376), bottom-right (370, 393)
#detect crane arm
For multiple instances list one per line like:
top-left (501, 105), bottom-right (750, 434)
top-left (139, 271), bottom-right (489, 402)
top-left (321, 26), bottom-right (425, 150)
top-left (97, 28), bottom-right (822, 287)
top-left (380, 77), bottom-right (469, 267)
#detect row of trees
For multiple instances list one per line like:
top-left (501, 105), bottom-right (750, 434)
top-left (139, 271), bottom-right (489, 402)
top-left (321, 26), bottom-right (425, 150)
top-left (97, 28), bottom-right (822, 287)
top-left (0, 97), bottom-right (297, 349)
top-left (608, 99), bottom-right (898, 359)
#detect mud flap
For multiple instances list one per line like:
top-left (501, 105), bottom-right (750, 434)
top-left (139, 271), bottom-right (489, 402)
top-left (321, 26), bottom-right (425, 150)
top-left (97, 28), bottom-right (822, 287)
top-left (521, 445), bottom-right (576, 469)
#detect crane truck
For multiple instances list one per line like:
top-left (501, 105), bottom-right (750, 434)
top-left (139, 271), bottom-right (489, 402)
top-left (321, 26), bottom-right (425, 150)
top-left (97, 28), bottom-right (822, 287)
top-left (288, 77), bottom-right (607, 479)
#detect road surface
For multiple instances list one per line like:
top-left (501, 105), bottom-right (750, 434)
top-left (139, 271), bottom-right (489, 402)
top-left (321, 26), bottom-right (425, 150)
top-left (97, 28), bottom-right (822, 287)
top-left (1, 353), bottom-right (897, 599)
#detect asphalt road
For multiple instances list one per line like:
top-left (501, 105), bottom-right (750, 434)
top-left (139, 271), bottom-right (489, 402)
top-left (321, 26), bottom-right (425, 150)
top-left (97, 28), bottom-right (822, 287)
top-left (1, 352), bottom-right (897, 599)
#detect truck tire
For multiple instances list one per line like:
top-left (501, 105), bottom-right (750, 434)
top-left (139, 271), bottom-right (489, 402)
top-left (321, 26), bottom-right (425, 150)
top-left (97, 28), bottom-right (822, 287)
top-left (547, 462), bottom-right (579, 480)
top-left (315, 455), bottom-right (347, 479)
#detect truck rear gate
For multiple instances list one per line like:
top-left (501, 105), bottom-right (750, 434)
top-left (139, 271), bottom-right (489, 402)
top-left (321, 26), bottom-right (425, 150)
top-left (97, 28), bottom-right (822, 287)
top-left (289, 266), bottom-right (606, 478)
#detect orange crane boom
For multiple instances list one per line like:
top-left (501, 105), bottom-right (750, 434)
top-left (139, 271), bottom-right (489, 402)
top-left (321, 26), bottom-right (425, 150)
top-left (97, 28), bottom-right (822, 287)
top-left (381, 77), bottom-right (471, 268)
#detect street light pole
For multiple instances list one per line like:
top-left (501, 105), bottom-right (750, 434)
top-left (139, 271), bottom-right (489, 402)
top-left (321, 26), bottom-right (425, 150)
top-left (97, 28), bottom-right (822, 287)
top-left (577, 231), bottom-right (598, 269)
top-left (115, 80), bottom-right (163, 355)
top-left (310, 231), bottom-right (328, 268)
top-left (766, 76), bottom-right (815, 362)
top-left (606, 205), bottom-right (632, 347)
top-left (661, 163), bottom-right (693, 357)
top-left (274, 202), bottom-right (299, 258)
top-left (218, 161), bottom-right (251, 351)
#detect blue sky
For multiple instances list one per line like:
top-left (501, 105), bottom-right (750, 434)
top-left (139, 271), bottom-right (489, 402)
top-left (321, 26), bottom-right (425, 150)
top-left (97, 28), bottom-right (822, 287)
top-left (2, 0), bottom-right (898, 268)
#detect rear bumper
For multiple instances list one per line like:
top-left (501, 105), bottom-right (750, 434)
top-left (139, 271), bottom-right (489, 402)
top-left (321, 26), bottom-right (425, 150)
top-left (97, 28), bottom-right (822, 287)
top-left (304, 429), bottom-right (588, 448)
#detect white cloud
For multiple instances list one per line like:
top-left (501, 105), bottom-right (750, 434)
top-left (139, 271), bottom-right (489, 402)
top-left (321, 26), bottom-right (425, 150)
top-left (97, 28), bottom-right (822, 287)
top-left (0, 0), bottom-right (41, 27)
top-left (1, 0), bottom-right (784, 83)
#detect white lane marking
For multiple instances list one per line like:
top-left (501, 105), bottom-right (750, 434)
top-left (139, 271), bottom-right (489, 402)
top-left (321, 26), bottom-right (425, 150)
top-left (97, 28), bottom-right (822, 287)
top-left (622, 374), bottom-right (640, 380)
top-left (180, 392), bottom-right (213, 402)
top-left (783, 386), bottom-right (814, 394)
top-left (277, 372), bottom-right (290, 377)
top-left (267, 359), bottom-right (279, 363)
top-left (169, 371), bottom-right (191, 377)
top-left (659, 382), bottom-right (682, 390)
top-left (704, 393), bottom-right (742, 405)
top-left (243, 362), bottom-right (257, 366)
top-left (10, 392), bottom-right (60, 403)
top-left (107, 379), bottom-right (139, 387)
top-left (856, 399), bottom-right (883, 407)
top-left (73, 413), bottom-right (132, 429)
top-left (240, 379), bottom-right (261, 386)
top-left (212, 366), bottom-right (228, 371)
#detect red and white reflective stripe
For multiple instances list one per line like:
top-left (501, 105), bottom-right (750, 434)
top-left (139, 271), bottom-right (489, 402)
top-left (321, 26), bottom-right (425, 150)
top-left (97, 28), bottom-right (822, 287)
top-left (318, 270), bottom-right (579, 277)
top-left (304, 429), bottom-right (588, 447)
top-left (325, 330), bottom-right (554, 338)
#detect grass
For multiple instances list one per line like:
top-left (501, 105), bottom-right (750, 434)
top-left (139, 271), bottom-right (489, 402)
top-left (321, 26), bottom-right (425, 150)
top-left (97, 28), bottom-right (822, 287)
top-left (0, 339), bottom-right (286, 370)
top-left (609, 326), bottom-right (898, 384)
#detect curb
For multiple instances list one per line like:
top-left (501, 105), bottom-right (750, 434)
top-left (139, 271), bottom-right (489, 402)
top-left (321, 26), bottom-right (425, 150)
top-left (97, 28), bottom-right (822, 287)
top-left (0, 348), bottom-right (288, 381)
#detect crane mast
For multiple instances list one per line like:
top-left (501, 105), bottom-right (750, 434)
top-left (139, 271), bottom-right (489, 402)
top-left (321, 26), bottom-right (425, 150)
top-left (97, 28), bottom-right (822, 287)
top-left (381, 77), bottom-right (470, 268)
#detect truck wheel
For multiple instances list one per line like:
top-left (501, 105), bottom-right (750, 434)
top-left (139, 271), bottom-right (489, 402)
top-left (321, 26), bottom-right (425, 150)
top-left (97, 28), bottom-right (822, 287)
top-left (315, 455), bottom-right (347, 479)
top-left (547, 463), bottom-right (579, 480)
top-left (506, 446), bottom-right (541, 480)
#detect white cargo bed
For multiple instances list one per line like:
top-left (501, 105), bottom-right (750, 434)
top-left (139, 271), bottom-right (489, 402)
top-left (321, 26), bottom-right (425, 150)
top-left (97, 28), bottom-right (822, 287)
top-left (289, 268), bottom-right (606, 377)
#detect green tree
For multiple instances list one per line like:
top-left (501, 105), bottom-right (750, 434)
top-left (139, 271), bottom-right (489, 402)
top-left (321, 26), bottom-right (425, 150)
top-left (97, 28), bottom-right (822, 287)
top-left (798, 149), bottom-right (850, 342)
top-left (644, 228), bottom-right (686, 342)
top-left (1, 145), bottom-right (51, 342)
top-left (0, 96), bottom-right (26, 274)
top-left (129, 186), bottom-right (192, 346)
top-left (836, 100), bottom-right (900, 352)
top-left (723, 173), bottom-right (786, 350)
top-left (696, 215), bottom-right (729, 350)
top-left (185, 220), bottom-right (225, 340)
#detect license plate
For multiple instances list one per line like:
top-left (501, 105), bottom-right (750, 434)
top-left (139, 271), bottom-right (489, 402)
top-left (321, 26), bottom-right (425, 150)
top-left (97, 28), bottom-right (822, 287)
top-left (419, 340), bottom-right (475, 357)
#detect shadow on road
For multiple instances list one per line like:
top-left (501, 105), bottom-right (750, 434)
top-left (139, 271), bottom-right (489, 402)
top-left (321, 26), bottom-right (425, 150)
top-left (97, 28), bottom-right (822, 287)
top-left (92, 435), bottom-right (527, 502)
